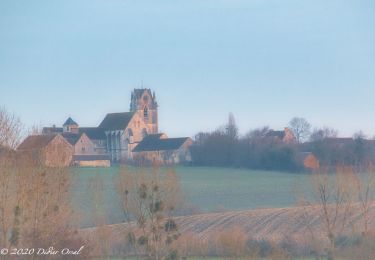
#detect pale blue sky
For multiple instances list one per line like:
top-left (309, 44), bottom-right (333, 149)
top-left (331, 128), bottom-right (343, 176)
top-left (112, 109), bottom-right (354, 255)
top-left (1, 0), bottom-right (374, 138)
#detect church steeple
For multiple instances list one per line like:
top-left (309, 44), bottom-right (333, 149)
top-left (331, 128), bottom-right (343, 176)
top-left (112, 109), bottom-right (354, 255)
top-left (130, 88), bottom-right (158, 134)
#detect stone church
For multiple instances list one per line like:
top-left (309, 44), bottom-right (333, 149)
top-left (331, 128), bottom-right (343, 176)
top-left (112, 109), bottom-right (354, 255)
top-left (24, 88), bottom-right (192, 166)
top-left (100, 88), bottom-right (159, 162)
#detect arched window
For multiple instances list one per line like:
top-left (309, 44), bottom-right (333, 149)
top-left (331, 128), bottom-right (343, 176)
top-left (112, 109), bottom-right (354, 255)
top-left (143, 107), bottom-right (149, 119)
top-left (128, 129), bottom-right (134, 143)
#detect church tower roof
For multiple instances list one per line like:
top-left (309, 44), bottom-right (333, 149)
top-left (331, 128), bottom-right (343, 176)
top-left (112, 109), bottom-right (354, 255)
top-left (63, 117), bottom-right (78, 126)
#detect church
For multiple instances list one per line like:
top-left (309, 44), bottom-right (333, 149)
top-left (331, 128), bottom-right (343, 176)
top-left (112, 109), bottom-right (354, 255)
top-left (20, 89), bottom-right (192, 167)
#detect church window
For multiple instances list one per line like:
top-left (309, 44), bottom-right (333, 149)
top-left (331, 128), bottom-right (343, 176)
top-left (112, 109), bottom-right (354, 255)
top-left (144, 107), bottom-right (149, 118)
top-left (128, 129), bottom-right (134, 143)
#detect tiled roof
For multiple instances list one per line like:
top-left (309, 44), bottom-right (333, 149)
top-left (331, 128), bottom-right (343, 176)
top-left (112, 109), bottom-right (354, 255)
top-left (63, 117), bottom-right (78, 126)
top-left (133, 137), bottom-right (190, 152)
top-left (73, 154), bottom-right (110, 161)
top-left (61, 133), bottom-right (82, 145)
top-left (98, 112), bottom-right (135, 130)
top-left (18, 135), bottom-right (58, 150)
top-left (266, 130), bottom-right (285, 139)
top-left (42, 127), bottom-right (63, 134)
top-left (141, 133), bottom-right (165, 142)
top-left (79, 127), bottom-right (106, 140)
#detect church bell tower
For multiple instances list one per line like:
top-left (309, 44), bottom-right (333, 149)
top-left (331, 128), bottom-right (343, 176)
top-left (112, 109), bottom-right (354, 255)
top-left (130, 88), bottom-right (158, 134)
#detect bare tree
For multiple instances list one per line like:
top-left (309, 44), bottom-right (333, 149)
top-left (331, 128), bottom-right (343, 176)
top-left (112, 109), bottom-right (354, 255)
top-left (0, 108), bottom-right (84, 257)
top-left (226, 113), bottom-right (238, 141)
top-left (117, 166), bottom-right (182, 259)
top-left (0, 152), bottom-right (84, 259)
top-left (307, 167), bottom-right (358, 259)
top-left (289, 117), bottom-right (311, 143)
top-left (27, 123), bottom-right (43, 136)
top-left (0, 107), bottom-right (23, 149)
top-left (353, 131), bottom-right (366, 140)
top-left (355, 163), bottom-right (375, 237)
top-left (244, 126), bottom-right (270, 140)
top-left (310, 127), bottom-right (338, 142)
top-left (0, 152), bottom-right (18, 253)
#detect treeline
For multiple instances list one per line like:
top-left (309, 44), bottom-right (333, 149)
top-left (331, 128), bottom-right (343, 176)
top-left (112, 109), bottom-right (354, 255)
top-left (308, 134), bottom-right (374, 170)
top-left (190, 114), bottom-right (375, 172)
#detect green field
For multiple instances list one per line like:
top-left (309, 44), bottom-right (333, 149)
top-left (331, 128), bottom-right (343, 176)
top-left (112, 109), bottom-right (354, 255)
top-left (71, 166), bottom-right (311, 227)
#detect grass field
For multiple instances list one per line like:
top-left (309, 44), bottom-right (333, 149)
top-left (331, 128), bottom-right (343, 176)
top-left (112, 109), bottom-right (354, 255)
top-left (70, 166), bottom-right (311, 227)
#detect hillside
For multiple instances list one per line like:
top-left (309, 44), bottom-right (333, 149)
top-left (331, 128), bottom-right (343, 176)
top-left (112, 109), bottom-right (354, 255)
top-left (80, 202), bottom-right (375, 256)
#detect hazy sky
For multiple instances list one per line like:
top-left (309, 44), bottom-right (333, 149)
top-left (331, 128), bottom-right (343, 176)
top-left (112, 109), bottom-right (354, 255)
top-left (1, 0), bottom-right (375, 138)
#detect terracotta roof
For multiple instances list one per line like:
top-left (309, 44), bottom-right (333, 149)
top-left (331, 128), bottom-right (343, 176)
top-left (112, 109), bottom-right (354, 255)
top-left (63, 117), bottom-right (78, 126)
top-left (79, 127), bottom-right (106, 140)
top-left (98, 112), bottom-right (135, 130)
top-left (17, 135), bottom-right (57, 150)
top-left (133, 137), bottom-right (190, 152)
top-left (73, 154), bottom-right (110, 161)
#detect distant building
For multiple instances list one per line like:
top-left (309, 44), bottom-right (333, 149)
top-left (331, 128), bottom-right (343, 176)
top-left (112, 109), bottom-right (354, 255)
top-left (30, 88), bottom-right (192, 166)
top-left (132, 134), bottom-right (192, 165)
top-left (72, 155), bottom-right (111, 167)
top-left (98, 111), bottom-right (148, 162)
top-left (61, 132), bottom-right (95, 156)
top-left (266, 128), bottom-right (296, 144)
top-left (17, 134), bottom-right (73, 167)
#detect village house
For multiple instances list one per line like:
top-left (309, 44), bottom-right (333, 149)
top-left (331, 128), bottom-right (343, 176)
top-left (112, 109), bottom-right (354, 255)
top-left (20, 88), bottom-right (192, 166)
top-left (132, 134), bottom-right (193, 165)
top-left (17, 134), bottom-right (73, 167)
top-left (266, 128), bottom-right (296, 144)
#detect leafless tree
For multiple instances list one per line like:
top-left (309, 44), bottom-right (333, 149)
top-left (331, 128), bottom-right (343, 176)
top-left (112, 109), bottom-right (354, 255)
top-left (244, 126), bottom-right (270, 141)
top-left (310, 127), bottom-right (338, 142)
top-left (289, 117), bottom-right (311, 143)
top-left (226, 113), bottom-right (238, 141)
top-left (307, 167), bottom-right (358, 259)
top-left (0, 107), bottom-right (23, 149)
top-left (116, 166), bottom-right (182, 259)
top-left (27, 123), bottom-right (43, 136)
top-left (353, 131), bottom-right (366, 140)
top-left (354, 163), bottom-right (375, 237)
top-left (0, 111), bottom-right (84, 259)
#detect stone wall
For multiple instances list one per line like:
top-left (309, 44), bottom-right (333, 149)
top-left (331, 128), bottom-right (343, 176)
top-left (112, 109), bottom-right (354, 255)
top-left (74, 134), bottom-right (96, 155)
top-left (44, 135), bottom-right (73, 167)
top-left (74, 160), bottom-right (110, 167)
